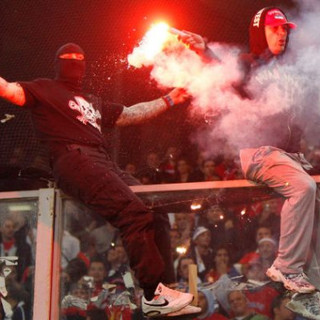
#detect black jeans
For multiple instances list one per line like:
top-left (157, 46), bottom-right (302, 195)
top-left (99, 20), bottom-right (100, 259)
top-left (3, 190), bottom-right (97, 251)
top-left (51, 144), bottom-right (174, 291)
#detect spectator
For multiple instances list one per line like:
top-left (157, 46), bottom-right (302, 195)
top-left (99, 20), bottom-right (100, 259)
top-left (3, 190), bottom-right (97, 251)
top-left (192, 150), bottom-right (207, 179)
top-left (146, 151), bottom-right (161, 171)
top-left (251, 199), bottom-right (282, 242)
top-left (198, 205), bottom-right (241, 260)
top-left (124, 162), bottom-right (138, 178)
top-left (227, 290), bottom-right (269, 320)
top-left (173, 157), bottom-right (199, 183)
top-left (5, 278), bottom-right (30, 320)
top-left (244, 260), bottom-right (266, 282)
top-left (105, 247), bottom-right (121, 278)
top-left (63, 200), bottom-right (98, 240)
top-left (244, 261), bottom-right (280, 318)
top-left (64, 258), bottom-right (88, 289)
top-left (173, 212), bottom-right (195, 251)
top-left (62, 229), bottom-right (80, 269)
top-left (201, 159), bottom-right (221, 181)
top-left (0, 216), bottom-right (32, 282)
top-left (205, 246), bottom-right (240, 283)
top-left (176, 256), bottom-right (201, 289)
top-left (217, 146), bottom-right (243, 180)
top-left (137, 171), bottom-right (154, 185)
top-left (188, 226), bottom-right (214, 281)
top-left (159, 146), bottom-right (181, 182)
top-left (105, 245), bottom-right (128, 293)
top-left (115, 244), bottom-right (128, 266)
top-left (194, 288), bottom-right (227, 320)
top-left (242, 238), bottom-right (280, 320)
top-left (90, 222), bottom-right (117, 256)
top-left (76, 233), bottom-right (98, 269)
top-left (238, 226), bottom-right (273, 275)
top-left (271, 294), bottom-right (295, 320)
top-left (256, 238), bottom-right (278, 280)
top-left (169, 228), bottom-right (182, 275)
top-left (87, 257), bottom-right (108, 297)
top-left (137, 151), bottom-right (163, 184)
top-left (61, 281), bottom-right (88, 320)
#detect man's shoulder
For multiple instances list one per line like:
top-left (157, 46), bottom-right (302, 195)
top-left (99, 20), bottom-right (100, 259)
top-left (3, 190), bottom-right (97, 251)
top-left (19, 77), bottom-right (55, 90)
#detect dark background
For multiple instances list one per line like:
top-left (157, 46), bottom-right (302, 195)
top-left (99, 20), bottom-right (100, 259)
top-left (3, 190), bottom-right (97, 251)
top-left (0, 0), bottom-right (298, 174)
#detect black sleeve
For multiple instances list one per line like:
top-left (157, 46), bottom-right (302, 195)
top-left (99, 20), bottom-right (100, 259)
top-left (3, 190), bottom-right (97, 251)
top-left (18, 81), bottom-right (38, 108)
top-left (102, 102), bottom-right (124, 128)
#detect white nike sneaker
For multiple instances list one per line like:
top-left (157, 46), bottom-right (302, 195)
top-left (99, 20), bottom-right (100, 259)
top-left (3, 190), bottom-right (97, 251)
top-left (141, 283), bottom-right (193, 317)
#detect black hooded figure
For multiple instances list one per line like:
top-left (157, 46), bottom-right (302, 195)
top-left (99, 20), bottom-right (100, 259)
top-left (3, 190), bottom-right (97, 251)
top-left (55, 43), bottom-right (86, 92)
top-left (9, 41), bottom-right (187, 316)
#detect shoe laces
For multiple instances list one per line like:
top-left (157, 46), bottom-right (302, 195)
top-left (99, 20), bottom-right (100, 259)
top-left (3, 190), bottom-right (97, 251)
top-left (286, 273), bottom-right (312, 287)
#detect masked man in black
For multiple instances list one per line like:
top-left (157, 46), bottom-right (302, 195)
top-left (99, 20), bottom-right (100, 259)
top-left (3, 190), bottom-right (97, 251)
top-left (0, 43), bottom-right (201, 317)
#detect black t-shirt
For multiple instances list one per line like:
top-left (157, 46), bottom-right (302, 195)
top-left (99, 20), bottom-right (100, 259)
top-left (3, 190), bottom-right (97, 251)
top-left (19, 78), bottom-right (124, 148)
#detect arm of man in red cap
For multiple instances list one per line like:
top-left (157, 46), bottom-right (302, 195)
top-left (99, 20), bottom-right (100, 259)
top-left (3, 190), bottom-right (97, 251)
top-left (177, 30), bottom-right (221, 63)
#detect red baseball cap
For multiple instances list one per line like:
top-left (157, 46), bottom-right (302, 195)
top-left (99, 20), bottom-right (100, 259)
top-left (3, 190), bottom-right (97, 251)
top-left (265, 9), bottom-right (297, 29)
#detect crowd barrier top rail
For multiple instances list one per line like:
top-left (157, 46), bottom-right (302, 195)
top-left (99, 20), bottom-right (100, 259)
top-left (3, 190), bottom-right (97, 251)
top-left (129, 176), bottom-right (320, 211)
top-left (130, 176), bottom-right (320, 193)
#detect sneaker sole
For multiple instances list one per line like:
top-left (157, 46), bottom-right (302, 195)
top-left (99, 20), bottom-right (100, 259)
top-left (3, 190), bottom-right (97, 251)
top-left (167, 305), bottom-right (202, 317)
top-left (145, 310), bottom-right (162, 317)
top-left (143, 295), bottom-right (194, 317)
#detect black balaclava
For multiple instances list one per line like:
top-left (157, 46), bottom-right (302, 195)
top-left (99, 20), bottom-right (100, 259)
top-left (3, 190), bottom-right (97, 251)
top-left (249, 7), bottom-right (290, 60)
top-left (55, 43), bottom-right (86, 91)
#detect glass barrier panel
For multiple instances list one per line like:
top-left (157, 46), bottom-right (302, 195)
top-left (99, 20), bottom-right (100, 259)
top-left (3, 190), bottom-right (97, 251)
top-left (0, 198), bottom-right (38, 320)
top-left (57, 181), bottom-right (297, 320)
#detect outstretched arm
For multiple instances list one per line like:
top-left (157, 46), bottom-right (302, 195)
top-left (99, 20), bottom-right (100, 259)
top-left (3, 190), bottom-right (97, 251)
top-left (178, 30), bottom-right (220, 63)
top-left (115, 88), bottom-right (189, 127)
top-left (0, 77), bottom-right (26, 106)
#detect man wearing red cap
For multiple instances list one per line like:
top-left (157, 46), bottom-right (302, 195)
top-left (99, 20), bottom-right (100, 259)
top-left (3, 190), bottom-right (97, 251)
top-left (180, 6), bottom-right (318, 297)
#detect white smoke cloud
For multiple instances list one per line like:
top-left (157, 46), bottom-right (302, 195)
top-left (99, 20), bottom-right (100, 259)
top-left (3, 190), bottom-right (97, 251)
top-left (128, 3), bottom-right (320, 157)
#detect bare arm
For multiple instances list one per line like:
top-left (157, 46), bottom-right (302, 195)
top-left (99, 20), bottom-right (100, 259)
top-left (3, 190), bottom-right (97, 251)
top-left (115, 88), bottom-right (188, 126)
top-left (0, 77), bottom-right (26, 106)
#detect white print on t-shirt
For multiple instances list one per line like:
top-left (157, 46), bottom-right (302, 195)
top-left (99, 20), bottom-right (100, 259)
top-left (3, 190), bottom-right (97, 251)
top-left (69, 96), bottom-right (102, 132)
top-left (253, 61), bottom-right (299, 109)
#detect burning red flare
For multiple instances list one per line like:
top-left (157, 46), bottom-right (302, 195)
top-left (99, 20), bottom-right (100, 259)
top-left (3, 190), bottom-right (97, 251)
top-left (128, 22), bottom-right (180, 68)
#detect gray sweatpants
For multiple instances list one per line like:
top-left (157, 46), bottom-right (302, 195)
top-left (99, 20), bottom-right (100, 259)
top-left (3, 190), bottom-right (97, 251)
top-left (240, 146), bottom-right (317, 274)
